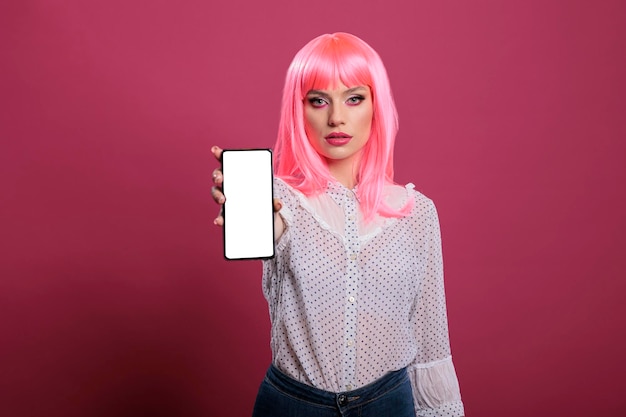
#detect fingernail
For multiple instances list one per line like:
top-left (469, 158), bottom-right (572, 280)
top-left (218, 196), bottom-right (225, 203)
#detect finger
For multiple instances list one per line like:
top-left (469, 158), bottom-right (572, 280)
top-left (211, 145), bottom-right (223, 162)
top-left (211, 168), bottom-right (223, 186)
top-left (273, 198), bottom-right (283, 212)
top-left (213, 203), bottom-right (224, 226)
top-left (211, 186), bottom-right (226, 204)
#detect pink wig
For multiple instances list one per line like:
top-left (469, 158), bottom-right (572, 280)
top-left (273, 32), bottom-right (413, 221)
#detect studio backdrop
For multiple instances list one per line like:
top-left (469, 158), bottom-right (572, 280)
top-left (1, 1), bottom-right (625, 416)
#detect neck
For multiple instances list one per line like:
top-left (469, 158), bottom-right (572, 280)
top-left (327, 156), bottom-right (360, 189)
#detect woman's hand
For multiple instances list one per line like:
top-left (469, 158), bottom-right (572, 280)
top-left (210, 145), bottom-right (285, 239)
top-left (210, 145), bottom-right (226, 226)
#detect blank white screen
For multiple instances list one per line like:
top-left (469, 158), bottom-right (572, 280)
top-left (222, 149), bottom-right (274, 260)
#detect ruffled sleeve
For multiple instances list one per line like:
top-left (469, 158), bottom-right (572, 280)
top-left (409, 198), bottom-right (464, 417)
top-left (409, 358), bottom-right (463, 416)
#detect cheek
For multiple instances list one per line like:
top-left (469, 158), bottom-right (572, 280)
top-left (303, 109), bottom-right (313, 127)
top-left (358, 109), bottom-right (374, 136)
top-left (303, 118), bottom-right (321, 150)
top-left (304, 113), bottom-right (323, 138)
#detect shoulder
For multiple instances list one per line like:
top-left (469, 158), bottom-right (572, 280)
top-left (273, 177), bottom-right (304, 213)
top-left (384, 182), bottom-right (436, 215)
top-left (410, 187), bottom-right (437, 214)
top-left (408, 187), bottom-right (442, 235)
top-left (273, 177), bottom-right (296, 198)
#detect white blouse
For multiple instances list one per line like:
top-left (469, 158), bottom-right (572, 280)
top-left (262, 178), bottom-right (464, 417)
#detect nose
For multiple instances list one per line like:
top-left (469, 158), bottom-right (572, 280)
top-left (328, 104), bottom-right (345, 126)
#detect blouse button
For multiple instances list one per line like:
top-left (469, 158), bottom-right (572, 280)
top-left (347, 340), bottom-right (354, 346)
top-left (348, 296), bottom-right (355, 303)
top-left (348, 214), bottom-right (355, 221)
top-left (349, 253), bottom-right (357, 261)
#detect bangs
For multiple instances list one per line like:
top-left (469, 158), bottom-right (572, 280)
top-left (300, 38), bottom-right (373, 95)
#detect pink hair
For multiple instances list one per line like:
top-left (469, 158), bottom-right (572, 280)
top-left (273, 32), bottom-right (413, 221)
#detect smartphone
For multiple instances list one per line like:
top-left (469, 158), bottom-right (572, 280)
top-left (221, 149), bottom-right (275, 260)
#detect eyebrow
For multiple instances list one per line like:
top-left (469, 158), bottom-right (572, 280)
top-left (306, 86), bottom-right (369, 96)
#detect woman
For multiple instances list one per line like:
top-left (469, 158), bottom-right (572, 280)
top-left (211, 32), bottom-right (464, 417)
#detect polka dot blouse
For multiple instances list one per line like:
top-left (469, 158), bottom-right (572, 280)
top-left (262, 178), bottom-right (464, 417)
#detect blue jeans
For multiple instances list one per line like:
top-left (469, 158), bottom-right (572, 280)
top-left (252, 365), bottom-right (416, 417)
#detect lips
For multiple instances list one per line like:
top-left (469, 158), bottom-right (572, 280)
top-left (325, 132), bottom-right (352, 146)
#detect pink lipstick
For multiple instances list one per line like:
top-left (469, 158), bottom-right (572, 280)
top-left (325, 132), bottom-right (352, 146)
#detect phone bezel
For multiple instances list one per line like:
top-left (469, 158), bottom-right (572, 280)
top-left (221, 148), bottom-right (275, 260)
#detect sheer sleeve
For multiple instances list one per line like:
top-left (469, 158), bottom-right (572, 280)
top-left (262, 178), bottom-right (295, 355)
top-left (270, 178), bottom-right (295, 252)
top-left (408, 199), bottom-right (464, 417)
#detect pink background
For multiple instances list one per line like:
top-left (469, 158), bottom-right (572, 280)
top-left (1, 1), bottom-right (625, 416)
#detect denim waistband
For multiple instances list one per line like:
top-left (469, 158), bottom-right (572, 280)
top-left (265, 365), bottom-right (409, 409)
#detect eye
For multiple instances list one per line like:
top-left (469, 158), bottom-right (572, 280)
top-left (307, 97), bottom-right (328, 108)
top-left (346, 95), bottom-right (365, 106)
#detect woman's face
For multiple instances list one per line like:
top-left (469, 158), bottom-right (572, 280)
top-left (304, 82), bottom-right (373, 169)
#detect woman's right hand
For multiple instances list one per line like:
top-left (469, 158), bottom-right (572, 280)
top-left (210, 145), bottom-right (226, 226)
top-left (210, 145), bottom-right (285, 238)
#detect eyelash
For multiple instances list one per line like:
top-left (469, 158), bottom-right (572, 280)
top-left (308, 97), bottom-right (328, 107)
top-left (307, 95), bottom-right (365, 108)
top-left (346, 95), bottom-right (365, 105)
